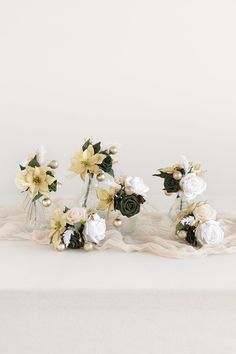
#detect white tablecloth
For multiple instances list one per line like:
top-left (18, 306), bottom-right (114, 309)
top-left (1, 240), bottom-right (236, 354)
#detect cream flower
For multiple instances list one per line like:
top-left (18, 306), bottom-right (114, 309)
top-left (65, 207), bottom-right (88, 225)
top-left (195, 220), bottom-right (224, 245)
top-left (16, 166), bottom-right (55, 199)
top-left (193, 204), bottom-right (217, 223)
top-left (69, 145), bottom-right (106, 181)
top-left (83, 213), bottom-right (106, 244)
top-left (97, 188), bottom-right (116, 211)
top-left (50, 209), bottom-right (67, 248)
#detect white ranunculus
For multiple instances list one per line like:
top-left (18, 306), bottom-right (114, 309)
top-left (125, 176), bottom-right (149, 197)
top-left (195, 220), bottom-right (224, 246)
top-left (193, 204), bottom-right (216, 223)
top-left (65, 207), bottom-right (88, 225)
top-left (63, 229), bottom-right (73, 247)
top-left (180, 173), bottom-right (206, 201)
top-left (84, 213), bottom-right (106, 244)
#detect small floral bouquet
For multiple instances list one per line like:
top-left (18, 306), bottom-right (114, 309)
top-left (153, 156), bottom-right (207, 218)
top-left (69, 139), bottom-right (118, 208)
top-left (97, 176), bottom-right (149, 228)
top-left (50, 207), bottom-right (106, 251)
top-left (15, 145), bottom-right (59, 231)
top-left (175, 202), bottom-right (224, 247)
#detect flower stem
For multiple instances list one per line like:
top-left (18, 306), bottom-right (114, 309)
top-left (83, 173), bottom-right (93, 208)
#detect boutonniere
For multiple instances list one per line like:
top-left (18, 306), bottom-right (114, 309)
top-left (175, 202), bottom-right (224, 247)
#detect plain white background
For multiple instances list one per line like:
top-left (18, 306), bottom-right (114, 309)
top-left (0, 0), bottom-right (236, 210)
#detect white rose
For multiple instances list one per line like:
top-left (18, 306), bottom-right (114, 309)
top-left (180, 173), bottom-right (206, 201)
top-left (195, 220), bottom-right (224, 245)
top-left (125, 176), bottom-right (149, 197)
top-left (84, 213), bottom-right (106, 244)
top-left (65, 207), bottom-right (88, 225)
top-left (193, 204), bottom-right (216, 223)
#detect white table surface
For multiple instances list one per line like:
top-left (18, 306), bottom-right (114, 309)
top-left (1, 239), bottom-right (236, 291)
top-left (1, 239), bottom-right (236, 354)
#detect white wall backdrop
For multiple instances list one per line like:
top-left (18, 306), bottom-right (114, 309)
top-left (0, 0), bottom-right (236, 210)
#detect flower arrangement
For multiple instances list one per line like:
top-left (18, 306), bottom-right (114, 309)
top-left (97, 176), bottom-right (149, 228)
top-left (49, 207), bottom-right (106, 251)
top-left (69, 139), bottom-right (118, 208)
top-left (15, 146), bottom-right (60, 231)
top-left (153, 156), bottom-right (206, 202)
top-left (175, 202), bottom-right (224, 246)
top-left (16, 145), bottom-right (59, 205)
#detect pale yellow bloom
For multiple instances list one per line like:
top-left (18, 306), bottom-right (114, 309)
top-left (97, 188), bottom-right (116, 211)
top-left (69, 145), bottom-right (106, 181)
top-left (16, 166), bottom-right (55, 199)
top-left (50, 209), bottom-right (67, 248)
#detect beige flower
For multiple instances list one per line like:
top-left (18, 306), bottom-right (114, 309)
top-left (16, 166), bottom-right (55, 199)
top-left (50, 209), bottom-right (66, 248)
top-left (97, 188), bottom-right (116, 211)
top-left (159, 164), bottom-right (182, 174)
top-left (69, 145), bottom-right (106, 181)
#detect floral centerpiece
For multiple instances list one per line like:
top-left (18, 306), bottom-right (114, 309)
top-left (49, 207), bottom-right (106, 251)
top-left (69, 139), bottom-right (118, 208)
top-left (153, 156), bottom-right (207, 219)
top-left (96, 176), bottom-right (149, 228)
top-left (15, 145), bottom-right (59, 231)
top-left (175, 202), bottom-right (224, 246)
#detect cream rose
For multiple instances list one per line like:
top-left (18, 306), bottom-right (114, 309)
top-left (83, 213), bottom-right (106, 244)
top-left (180, 173), bottom-right (206, 201)
top-left (125, 176), bottom-right (149, 197)
top-left (193, 204), bottom-right (216, 223)
top-left (195, 220), bottom-right (224, 245)
top-left (65, 207), bottom-right (88, 225)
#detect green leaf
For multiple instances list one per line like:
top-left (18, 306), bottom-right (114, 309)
top-left (32, 192), bottom-right (43, 202)
top-left (63, 206), bottom-right (70, 213)
top-left (19, 164), bottom-right (26, 170)
top-left (46, 170), bottom-right (54, 177)
top-left (28, 155), bottom-right (40, 168)
top-left (93, 142), bottom-right (101, 154)
top-left (107, 169), bottom-right (115, 178)
top-left (74, 222), bottom-right (82, 233)
top-left (49, 180), bottom-right (57, 192)
top-left (82, 139), bottom-right (91, 151)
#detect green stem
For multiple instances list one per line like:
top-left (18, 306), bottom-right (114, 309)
top-left (83, 174), bottom-right (93, 208)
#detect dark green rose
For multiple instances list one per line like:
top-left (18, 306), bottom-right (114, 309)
top-left (164, 175), bottom-right (180, 193)
top-left (100, 155), bottom-right (113, 173)
top-left (117, 195), bottom-right (140, 218)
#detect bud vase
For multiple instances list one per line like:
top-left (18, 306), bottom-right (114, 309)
top-left (168, 197), bottom-right (189, 221)
top-left (78, 174), bottom-right (99, 210)
top-left (25, 198), bottom-right (47, 232)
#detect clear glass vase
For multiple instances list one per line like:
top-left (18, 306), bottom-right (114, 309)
top-left (25, 199), bottom-right (47, 232)
top-left (168, 197), bottom-right (189, 221)
top-left (78, 174), bottom-right (99, 210)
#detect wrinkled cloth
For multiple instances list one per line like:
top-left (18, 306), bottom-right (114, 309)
top-left (1, 202), bottom-right (236, 258)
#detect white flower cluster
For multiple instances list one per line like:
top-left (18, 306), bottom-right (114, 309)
top-left (63, 207), bottom-right (106, 246)
top-left (179, 203), bottom-right (224, 246)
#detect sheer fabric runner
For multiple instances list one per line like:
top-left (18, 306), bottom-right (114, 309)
top-left (1, 202), bottom-right (236, 259)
